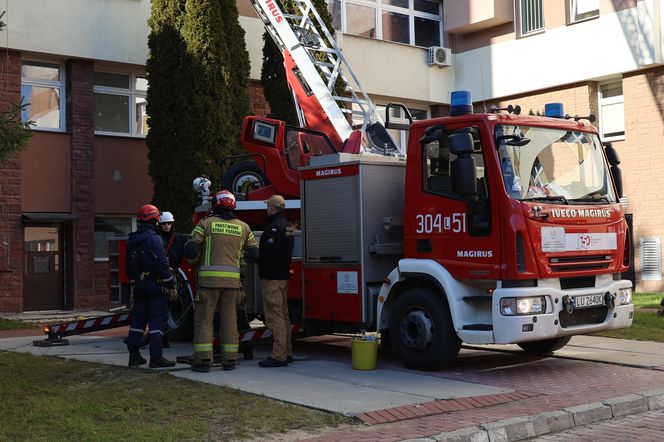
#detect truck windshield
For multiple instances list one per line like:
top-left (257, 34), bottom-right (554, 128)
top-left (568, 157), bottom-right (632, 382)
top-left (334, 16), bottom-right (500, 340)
top-left (496, 125), bottom-right (617, 204)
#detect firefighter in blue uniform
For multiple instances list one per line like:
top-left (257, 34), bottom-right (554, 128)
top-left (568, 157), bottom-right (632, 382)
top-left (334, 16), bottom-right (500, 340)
top-left (125, 204), bottom-right (178, 368)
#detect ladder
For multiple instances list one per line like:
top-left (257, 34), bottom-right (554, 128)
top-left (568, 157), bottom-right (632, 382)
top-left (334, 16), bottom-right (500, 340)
top-left (250, 0), bottom-right (400, 154)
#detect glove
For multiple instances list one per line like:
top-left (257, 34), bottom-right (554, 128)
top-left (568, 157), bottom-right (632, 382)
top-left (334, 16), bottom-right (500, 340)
top-left (168, 288), bottom-right (178, 302)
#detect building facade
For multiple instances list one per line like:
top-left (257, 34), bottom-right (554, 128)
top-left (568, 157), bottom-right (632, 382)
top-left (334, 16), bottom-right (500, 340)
top-left (0, 0), bottom-right (661, 313)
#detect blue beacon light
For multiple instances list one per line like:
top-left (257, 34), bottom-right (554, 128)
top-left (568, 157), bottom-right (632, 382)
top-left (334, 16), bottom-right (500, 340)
top-left (450, 90), bottom-right (473, 116)
top-left (544, 102), bottom-right (564, 118)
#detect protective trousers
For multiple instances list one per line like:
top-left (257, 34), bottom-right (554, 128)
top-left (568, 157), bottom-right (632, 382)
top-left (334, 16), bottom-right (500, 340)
top-left (126, 295), bottom-right (169, 359)
top-left (261, 279), bottom-right (292, 362)
top-left (193, 286), bottom-right (240, 366)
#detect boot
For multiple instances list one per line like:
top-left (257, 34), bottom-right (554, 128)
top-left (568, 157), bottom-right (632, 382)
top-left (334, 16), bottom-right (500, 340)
top-left (128, 349), bottom-right (146, 367)
top-left (149, 357), bottom-right (176, 368)
top-left (191, 360), bottom-right (211, 373)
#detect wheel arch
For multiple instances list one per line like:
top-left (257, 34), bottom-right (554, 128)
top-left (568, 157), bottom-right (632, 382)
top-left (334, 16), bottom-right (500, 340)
top-left (378, 259), bottom-right (463, 334)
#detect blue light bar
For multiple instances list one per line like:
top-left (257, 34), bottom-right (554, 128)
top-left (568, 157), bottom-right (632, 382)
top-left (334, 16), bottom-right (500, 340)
top-left (544, 103), bottom-right (564, 118)
top-left (450, 90), bottom-right (473, 116)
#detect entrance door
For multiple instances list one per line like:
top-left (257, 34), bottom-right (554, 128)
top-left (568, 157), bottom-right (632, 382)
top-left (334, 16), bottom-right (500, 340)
top-left (24, 224), bottom-right (64, 310)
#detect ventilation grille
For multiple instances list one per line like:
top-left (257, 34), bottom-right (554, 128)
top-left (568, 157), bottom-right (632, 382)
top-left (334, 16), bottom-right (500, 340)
top-left (640, 237), bottom-right (661, 281)
top-left (548, 255), bottom-right (611, 272)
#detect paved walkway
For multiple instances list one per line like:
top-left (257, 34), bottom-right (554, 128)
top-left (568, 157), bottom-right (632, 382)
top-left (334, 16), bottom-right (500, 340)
top-left (4, 322), bottom-right (664, 441)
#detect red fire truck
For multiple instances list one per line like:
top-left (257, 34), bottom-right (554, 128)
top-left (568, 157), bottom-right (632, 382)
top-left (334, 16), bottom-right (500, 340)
top-left (232, 95), bottom-right (633, 370)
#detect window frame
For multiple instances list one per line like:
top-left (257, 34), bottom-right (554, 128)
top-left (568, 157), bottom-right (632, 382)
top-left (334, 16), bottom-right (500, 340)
top-left (566, 0), bottom-right (599, 24)
top-left (598, 80), bottom-right (625, 142)
top-left (337, 0), bottom-right (443, 48)
top-left (20, 59), bottom-right (66, 132)
top-left (519, 0), bottom-right (545, 37)
top-left (93, 215), bottom-right (136, 261)
top-left (93, 70), bottom-right (148, 137)
top-left (376, 104), bottom-right (428, 151)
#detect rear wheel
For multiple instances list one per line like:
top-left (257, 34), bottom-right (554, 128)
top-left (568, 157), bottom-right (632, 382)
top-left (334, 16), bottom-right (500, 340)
top-left (389, 288), bottom-right (461, 371)
top-left (517, 336), bottom-right (571, 354)
top-left (223, 160), bottom-right (270, 200)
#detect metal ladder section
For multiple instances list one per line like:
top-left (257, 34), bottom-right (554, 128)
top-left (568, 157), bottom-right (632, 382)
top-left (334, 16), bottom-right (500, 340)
top-left (250, 0), bottom-right (399, 153)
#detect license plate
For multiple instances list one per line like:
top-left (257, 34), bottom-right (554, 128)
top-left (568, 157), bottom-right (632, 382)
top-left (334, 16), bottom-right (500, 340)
top-left (573, 294), bottom-right (604, 309)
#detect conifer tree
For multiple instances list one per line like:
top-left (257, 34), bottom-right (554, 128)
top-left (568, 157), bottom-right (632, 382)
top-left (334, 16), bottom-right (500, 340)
top-left (147, 0), bottom-right (250, 230)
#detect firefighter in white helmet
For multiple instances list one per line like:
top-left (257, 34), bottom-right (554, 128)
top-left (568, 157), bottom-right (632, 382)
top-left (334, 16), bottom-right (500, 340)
top-left (184, 190), bottom-right (258, 372)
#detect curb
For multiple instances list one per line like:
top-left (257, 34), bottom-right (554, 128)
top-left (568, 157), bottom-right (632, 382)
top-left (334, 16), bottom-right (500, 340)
top-left (402, 388), bottom-right (664, 442)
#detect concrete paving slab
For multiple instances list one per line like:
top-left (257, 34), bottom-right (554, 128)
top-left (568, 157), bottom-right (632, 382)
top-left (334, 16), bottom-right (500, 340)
top-left (465, 335), bottom-right (664, 368)
top-left (0, 334), bottom-right (512, 416)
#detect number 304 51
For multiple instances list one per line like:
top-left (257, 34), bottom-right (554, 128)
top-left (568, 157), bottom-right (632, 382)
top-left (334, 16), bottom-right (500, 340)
top-left (415, 213), bottom-right (466, 234)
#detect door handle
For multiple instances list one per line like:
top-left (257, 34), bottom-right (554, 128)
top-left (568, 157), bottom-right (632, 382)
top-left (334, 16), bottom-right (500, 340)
top-left (417, 239), bottom-right (432, 253)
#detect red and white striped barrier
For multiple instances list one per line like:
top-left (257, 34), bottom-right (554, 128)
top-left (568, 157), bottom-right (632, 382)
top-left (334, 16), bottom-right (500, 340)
top-left (44, 313), bottom-right (132, 339)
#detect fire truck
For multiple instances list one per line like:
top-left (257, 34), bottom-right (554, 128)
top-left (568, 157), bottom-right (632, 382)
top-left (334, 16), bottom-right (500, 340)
top-left (218, 0), bottom-right (634, 370)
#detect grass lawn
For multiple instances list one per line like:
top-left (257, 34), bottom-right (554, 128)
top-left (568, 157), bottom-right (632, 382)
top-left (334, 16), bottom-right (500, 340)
top-left (593, 311), bottom-right (664, 342)
top-left (0, 318), bottom-right (38, 331)
top-left (633, 292), bottom-right (664, 309)
top-left (0, 352), bottom-right (353, 441)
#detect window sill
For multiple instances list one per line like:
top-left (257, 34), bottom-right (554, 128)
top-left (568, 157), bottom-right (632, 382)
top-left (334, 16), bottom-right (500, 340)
top-left (94, 257), bottom-right (110, 262)
top-left (94, 131), bottom-right (147, 139)
top-left (566, 14), bottom-right (599, 26)
top-left (518, 29), bottom-right (545, 39)
top-left (602, 135), bottom-right (625, 143)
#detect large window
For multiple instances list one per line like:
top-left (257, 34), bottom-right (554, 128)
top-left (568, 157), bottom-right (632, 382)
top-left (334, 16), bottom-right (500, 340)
top-left (520, 0), bottom-right (544, 36)
top-left (329, 0), bottom-right (442, 48)
top-left (21, 61), bottom-right (65, 131)
top-left (94, 71), bottom-right (148, 136)
top-left (94, 216), bottom-right (135, 260)
top-left (567, 0), bottom-right (599, 24)
top-left (599, 81), bottom-right (625, 141)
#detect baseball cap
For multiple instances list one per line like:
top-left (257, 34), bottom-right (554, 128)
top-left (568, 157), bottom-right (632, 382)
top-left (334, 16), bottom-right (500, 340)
top-left (264, 195), bottom-right (286, 209)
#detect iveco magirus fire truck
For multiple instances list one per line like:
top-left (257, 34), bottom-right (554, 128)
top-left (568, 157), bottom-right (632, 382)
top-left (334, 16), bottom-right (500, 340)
top-left (235, 93), bottom-right (633, 371)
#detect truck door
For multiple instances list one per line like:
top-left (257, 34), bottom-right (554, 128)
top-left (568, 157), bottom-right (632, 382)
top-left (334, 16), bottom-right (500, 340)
top-left (408, 123), bottom-right (501, 279)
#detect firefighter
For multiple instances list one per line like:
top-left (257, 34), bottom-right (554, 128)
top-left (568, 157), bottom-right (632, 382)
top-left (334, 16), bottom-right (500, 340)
top-left (185, 190), bottom-right (258, 372)
top-left (157, 211), bottom-right (188, 348)
top-left (125, 204), bottom-right (177, 368)
top-left (258, 195), bottom-right (295, 368)
top-left (159, 211), bottom-right (188, 270)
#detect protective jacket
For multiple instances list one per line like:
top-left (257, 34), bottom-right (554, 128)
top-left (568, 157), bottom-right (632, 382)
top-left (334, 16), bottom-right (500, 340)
top-left (160, 230), bottom-right (188, 269)
top-left (125, 223), bottom-right (174, 298)
top-left (258, 211), bottom-right (294, 280)
top-left (188, 214), bottom-right (257, 288)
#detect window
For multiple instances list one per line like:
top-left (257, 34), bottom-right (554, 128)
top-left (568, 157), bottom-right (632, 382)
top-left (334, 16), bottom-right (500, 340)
top-left (423, 126), bottom-right (486, 200)
top-left (567, 0), bottom-right (599, 24)
top-left (94, 71), bottom-right (148, 136)
top-left (520, 0), bottom-right (544, 36)
top-left (20, 60), bottom-right (65, 131)
top-left (598, 81), bottom-right (625, 141)
top-left (329, 0), bottom-right (442, 47)
top-left (94, 216), bottom-right (135, 260)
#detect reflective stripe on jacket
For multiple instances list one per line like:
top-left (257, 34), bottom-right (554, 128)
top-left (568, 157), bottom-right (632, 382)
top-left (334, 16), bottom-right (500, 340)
top-left (188, 216), bottom-right (257, 288)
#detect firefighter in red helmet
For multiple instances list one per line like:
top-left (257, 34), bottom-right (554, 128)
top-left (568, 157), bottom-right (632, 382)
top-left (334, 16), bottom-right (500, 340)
top-left (184, 190), bottom-right (258, 372)
top-left (125, 204), bottom-right (177, 368)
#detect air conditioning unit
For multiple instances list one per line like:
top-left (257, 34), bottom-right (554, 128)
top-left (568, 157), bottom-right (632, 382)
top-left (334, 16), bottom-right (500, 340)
top-left (427, 46), bottom-right (452, 67)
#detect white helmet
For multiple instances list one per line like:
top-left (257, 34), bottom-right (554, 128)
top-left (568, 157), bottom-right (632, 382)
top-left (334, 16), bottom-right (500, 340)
top-left (159, 211), bottom-right (175, 223)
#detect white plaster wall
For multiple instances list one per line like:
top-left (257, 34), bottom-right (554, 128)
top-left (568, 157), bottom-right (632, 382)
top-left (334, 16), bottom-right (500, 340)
top-left (4, 0), bottom-right (151, 66)
top-left (339, 34), bottom-right (454, 103)
top-left (456, 2), bottom-right (663, 100)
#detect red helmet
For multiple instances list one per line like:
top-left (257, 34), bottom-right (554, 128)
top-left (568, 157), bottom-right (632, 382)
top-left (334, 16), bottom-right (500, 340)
top-left (137, 204), bottom-right (160, 222)
top-left (212, 190), bottom-right (236, 210)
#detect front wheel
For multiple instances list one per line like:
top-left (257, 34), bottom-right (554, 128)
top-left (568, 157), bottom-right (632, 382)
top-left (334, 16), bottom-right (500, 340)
top-left (517, 336), bottom-right (571, 354)
top-left (166, 269), bottom-right (195, 342)
top-left (389, 288), bottom-right (461, 371)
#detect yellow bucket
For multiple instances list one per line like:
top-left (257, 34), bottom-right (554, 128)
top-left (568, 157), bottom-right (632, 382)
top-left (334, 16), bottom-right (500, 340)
top-left (351, 339), bottom-right (378, 370)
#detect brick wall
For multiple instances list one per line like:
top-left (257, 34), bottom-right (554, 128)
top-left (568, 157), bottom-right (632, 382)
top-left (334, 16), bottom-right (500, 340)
top-left (0, 51), bottom-right (23, 312)
top-left (623, 67), bottom-right (664, 291)
top-left (248, 79), bottom-right (270, 117)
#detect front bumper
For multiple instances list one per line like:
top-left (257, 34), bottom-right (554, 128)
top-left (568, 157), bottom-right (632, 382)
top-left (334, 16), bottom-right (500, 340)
top-left (492, 280), bottom-right (633, 344)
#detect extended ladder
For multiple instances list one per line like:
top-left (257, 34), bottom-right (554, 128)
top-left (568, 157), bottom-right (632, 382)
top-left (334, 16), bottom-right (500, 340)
top-left (250, 0), bottom-right (400, 154)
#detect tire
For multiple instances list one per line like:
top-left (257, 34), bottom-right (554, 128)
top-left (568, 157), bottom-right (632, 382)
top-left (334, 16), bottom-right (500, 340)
top-left (223, 160), bottom-right (270, 200)
top-left (389, 288), bottom-right (461, 371)
top-left (165, 269), bottom-right (194, 342)
top-left (517, 336), bottom-right (571, 354)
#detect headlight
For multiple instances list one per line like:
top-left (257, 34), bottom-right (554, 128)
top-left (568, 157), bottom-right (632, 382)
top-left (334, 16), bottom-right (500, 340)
top-left (500, 296), bottom-right (547, 316)
top-left (617, 288), bottom-right (632, 305)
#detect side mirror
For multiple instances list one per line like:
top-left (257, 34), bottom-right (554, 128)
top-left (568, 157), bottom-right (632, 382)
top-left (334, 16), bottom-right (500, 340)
top-left (419, 125), bottom-right (443, 144)
top-left (451, 156), bottom-right (476, 196)
top-left (603, 142), bottom-right (621, 166)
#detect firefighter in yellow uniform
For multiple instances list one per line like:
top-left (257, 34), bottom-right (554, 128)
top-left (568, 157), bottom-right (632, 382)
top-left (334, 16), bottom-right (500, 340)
top-left (185, 190), bottom-right (258, 372)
